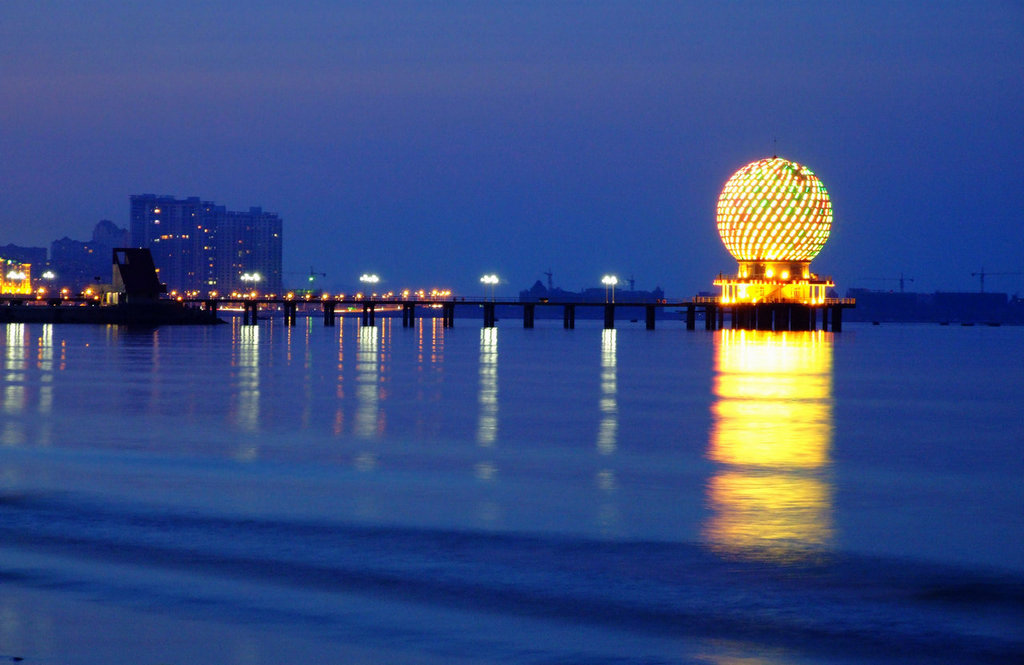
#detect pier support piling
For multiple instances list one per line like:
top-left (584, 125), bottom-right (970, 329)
top-left (831, 305), bottom-right (843, 332)
top-left (523, 304), bottom-right (535, 328)
top-left (563, 304), bottom-right (575, 329)
top-left (790, 305), bottom-right (809, 331)
top-left (243, 302), bottom-right (258, 325)
top-left (774, 305), bottom-right (789, 331)
top-left (361, 303), bottom-right (375, 327)
top-left (704, 304), bottom-right (716, 330)
top-left (645, 305), bottom-right (656, 330)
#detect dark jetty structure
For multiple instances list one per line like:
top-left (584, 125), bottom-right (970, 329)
top-left (0, 249), bottom-right (222, 325)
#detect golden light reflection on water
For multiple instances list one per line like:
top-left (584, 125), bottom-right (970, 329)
top-left (0, 324), bottom-right (59, 448)
top-left (2, 324), bottom-right (27, 447)
top-left (705, 329), bottom-right (834, 561)
top-left (4, 324), bottom-right (26, 416)
top-left (332, 321), bottom-right (346, 436)
top-left (37, 324), bottom-right (53, 416)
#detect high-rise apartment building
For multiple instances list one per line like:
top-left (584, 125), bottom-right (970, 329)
top-left (209, 207), bottom-right (283, 296)
top-left (130, 195), bottom-right (282, 295)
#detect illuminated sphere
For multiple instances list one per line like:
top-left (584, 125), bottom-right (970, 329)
top-left (716, 157), bottom-right (832, 262)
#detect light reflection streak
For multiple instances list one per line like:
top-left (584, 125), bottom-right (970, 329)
top-left (704, 329), bottom-right (834, 562)
top-left (2, 324), bottom-right (27, 446)
top-left (431, 317), bottom-right (445, 364)
top-left (378, 318), bottom-right (392, 405)
top-left (597, 329), bottom-right (617, 455)
top-left (475, 327), bottom-right (499, 524)
top-left (298, 319), bottom-right (316, 430)
top-left (37, 324), bottom-right (53, 416)
top-left (354, 324), bottom-right (380, 440)
top-left (34, 325), bottom-right (54, 448)
top-left (234, 323), bottom-right (261, 439)
top-left (4, 324), bottom-right (26, 415)
top-left (477, 327), bottom-right (498, 447)
top-left (411, 317), bottom-right (445, 441)
top-left (594, 329), bottom-right (620, 534)
top-left (332, 322), bottom-right (345, 436)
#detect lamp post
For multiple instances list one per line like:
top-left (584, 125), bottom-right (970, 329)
top-left (241, 272), bottom-right (261, 297)
top-left (40, 270), bottom-right (56, 297)
top-left (359, 273), bottom-right (380, 297)
top-left (480, 274), bottom-right (499, 301)
top-left (6, 269), bottom-right (27, 295)
top-left (602, 275), bottom-right (618, 303)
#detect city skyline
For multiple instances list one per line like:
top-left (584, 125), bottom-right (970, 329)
top-left (1, 2), bottom-right (1022, 296)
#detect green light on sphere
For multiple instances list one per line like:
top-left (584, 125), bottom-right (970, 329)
top-left (716, 157), bottom-right (832, 262)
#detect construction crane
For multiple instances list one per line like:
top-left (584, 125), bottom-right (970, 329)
top-left (970, 268), bottom-right (1023, 293)
top-left (859, 273), bottom-right (914, 292)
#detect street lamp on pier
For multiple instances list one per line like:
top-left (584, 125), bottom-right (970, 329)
top-left (480, 274), bottom-right (499, 301)
top-left (241, 272), bottom-right (262, 297)
top-left (602, 275), bottom-right (618, 303)
top-left (359, 273), bottom-right (380, 297)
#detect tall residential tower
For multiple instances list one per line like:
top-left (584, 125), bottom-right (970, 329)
top-left (130, 195), bottom-right (282, 295)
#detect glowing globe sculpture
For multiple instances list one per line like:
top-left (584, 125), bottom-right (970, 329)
top-left (714, 157), bottom-right (834, 305)
top-left (718, 158), bottom-right (831, 262)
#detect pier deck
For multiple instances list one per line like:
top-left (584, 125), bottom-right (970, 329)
top-left (188, 297), bottom-right (856, 332)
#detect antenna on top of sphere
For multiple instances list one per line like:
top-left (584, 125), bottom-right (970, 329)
top-left (772, 136), bottom-right (778, 158)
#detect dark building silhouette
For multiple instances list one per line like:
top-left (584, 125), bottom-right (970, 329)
top-left (845, 288), bottom-right (1023, 324)
top-left (50, 220), bottom-right (130, 292)
top-left (520, 279), bottom-right (665, 303)
top-left (130, 194), bottom-right (282, 295)
top-left (0, 244), bottom-right (47, 269)
top-left (93, 219), bottom-right (130, 248)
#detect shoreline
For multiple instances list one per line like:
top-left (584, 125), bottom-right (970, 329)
top-left (0, 302), bottom-right (223, 325)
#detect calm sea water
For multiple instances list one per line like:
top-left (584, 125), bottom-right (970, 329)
top-left (0, 316), bottom-right (1021, 664)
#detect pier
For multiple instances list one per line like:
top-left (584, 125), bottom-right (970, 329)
top-left (189, 296), bottom-right (855, 332)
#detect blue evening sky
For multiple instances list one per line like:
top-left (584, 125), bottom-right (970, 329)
top-left (1, 1), bottom-right (1021, 296)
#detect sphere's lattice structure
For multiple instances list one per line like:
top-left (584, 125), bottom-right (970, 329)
top-left (716, 158), bottom-right (832, 262)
